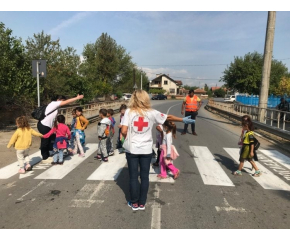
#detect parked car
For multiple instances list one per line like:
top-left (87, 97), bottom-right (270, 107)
top-left (121, 94), bottom-right (132, 101)
top-left (224, 95), bottom-right (236, 102)
top-left (152, 94), bottom-right (167, 100)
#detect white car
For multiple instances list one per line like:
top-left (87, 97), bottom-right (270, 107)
top-left (224, 95), bottom-right (236, 102)
top-left (122, 94), bottom-right (132, 101)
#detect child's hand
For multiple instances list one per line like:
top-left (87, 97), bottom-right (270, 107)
top-left (250, 152), bottom-right (254, 157)
top-left (98, 137), bottom-right (101, 141)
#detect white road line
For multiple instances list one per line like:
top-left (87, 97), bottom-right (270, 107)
top-left (151, 184), bottom-right (161, 229)
top-left (35, 143), bottom-right (98, 180)
top-left (0, 150), bottom-right (42, 179)
top-left (17, 180), bottom-right (47, 201)
top-left (87, 149), bottom-right (126, 180)
top-left (224, 148), bottom-right (290, 191)
top-left (70, 181), bottom-right (105, 208)
top-left (215, 198), bottom-right (247, 213)
top-left (190, 146), bottom-right (235, 186)
top-left (260, 150), bottom-right (290, 170)
top-left (166, 103), bottom-right (182, 115)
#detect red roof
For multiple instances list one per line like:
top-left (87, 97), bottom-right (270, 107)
top-left (211, 87), bottom-right (220, 91)
top-left (194, 88), bottom-right (207, 93)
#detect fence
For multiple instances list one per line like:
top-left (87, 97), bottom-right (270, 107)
top-left (236, 94), bottom-right (290, 108)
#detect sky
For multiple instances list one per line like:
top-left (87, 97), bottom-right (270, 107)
top-left (1, 1), bottom-right (290, 88)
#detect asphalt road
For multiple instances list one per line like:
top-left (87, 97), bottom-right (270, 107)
top-left (0, 99), bottom-right (290, 229)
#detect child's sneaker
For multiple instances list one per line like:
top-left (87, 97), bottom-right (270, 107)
top-left (18, 168), bottom-right (25, 174)
top-left (108, 151), bottom-right (114, 156)
top-left (103, 157), bottom-right (108, 162)
top-left (253, 170), bottom-right (262, 177)
top-left (233, 170), bottom-right (242, 176)
top-left (128, 201), bottom-right (139, 211)
top-left (25, 163), bottom-right (32, 171)
top-left (173, 170), bottom-right (180, 180)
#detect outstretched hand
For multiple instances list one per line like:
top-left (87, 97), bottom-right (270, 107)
top-left (182, 116), bottom-right (195, 124)
top-left (77, 94), bottom-right (84, 100)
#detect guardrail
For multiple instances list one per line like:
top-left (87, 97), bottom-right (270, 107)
top-left (206, 99), bottom-right (290, 141)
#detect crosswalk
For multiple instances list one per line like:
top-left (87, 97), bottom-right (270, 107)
top-left (1, 144), bottom-right (290, 191)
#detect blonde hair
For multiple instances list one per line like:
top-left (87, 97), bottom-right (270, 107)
top-left (128, 90), bottom-right (152, 116)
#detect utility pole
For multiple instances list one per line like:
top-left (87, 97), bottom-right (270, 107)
top-left (258, 11), bottom-right (276, 122)
top-left (133, 68), bottom-right (137, 91)
top-left (141, 69), bottom-right (143, 90)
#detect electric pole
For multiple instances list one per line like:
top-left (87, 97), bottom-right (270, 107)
top-left (258, 11), bottom-right (276, 122)
top-left (141, 69), bottom-right (143, 90)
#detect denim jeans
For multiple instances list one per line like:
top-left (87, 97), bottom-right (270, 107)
top-left (183, 111), bottom-right (198, 132)
top-left (53, 149), bottom-right (64, 163)
top-left (126, 152), bottom-right (152, 205)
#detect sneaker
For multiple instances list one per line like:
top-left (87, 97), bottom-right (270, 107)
top-left (138, 204), bottom-right (145, 210)
top-left (58, 162), bottom-right (64, 165)
top-left (173, 170), bottom-right (180, 180)
top-left (41, 157), bottom-right (53, 164)
top-left (94, 155), bottom-right (102, 159)
top-left (253, 170), bottom-right (262, 177)
top-left (233, 170), bottom-right (242, 176)
top-left (51, 162), bottom-right (58, 165)
top-left (78, 154), bottom-right (85, 157)
top-left (128, 201), bottom-right (139, 211)
top-left (103, 157), bottom-right (108, 162)
top-left (18, 168), bottom-right (25, 174)
top-left (25, 164), bottom-right (32, 171)
top-left (108, 151), bottom-right (114, 156)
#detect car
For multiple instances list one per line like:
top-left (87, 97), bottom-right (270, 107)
top-left (152, 94), bottom-right (167, 100)
top-left (121, 94), bottom-right (132, 101)
top-left (224, 95), bottom-right (236, 102)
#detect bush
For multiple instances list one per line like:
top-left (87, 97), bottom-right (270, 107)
top-left (171, 95), bottom-right (176, 99)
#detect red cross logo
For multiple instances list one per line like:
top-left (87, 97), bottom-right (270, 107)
top-left (161, 113), bottom-right (164, 117)
top-left (134, 117), bottom-right (149, 131)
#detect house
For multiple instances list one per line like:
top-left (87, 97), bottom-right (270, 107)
top-left (149, 74), bottom-right (181, 95)
top-left (210, 86), bottom-right (221, 92)
top-left (193, 88), bottom-right (207, 98)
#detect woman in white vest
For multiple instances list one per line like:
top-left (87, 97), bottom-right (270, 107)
top-left (121, 90), bottom-right (195, 211)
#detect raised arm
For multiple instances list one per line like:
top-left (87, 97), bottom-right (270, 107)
top-left (59, 94), bottom-right (84, 107)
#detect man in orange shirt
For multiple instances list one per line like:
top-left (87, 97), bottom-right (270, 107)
top-left (181, 90), bottom-right (202, 135)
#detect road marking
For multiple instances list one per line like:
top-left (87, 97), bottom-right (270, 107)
top-left (35, 143), bottom-right (98, 180)
top-left (5, 181), bottom-right (16, 189)
top-left (87, 149), bottom-right (126, 180)
top-left (215, 198), bottom-right (247, 212)
top-left (17, 180), bottom-right (47, 201)
top-left (190, 146), bottom-right (235, 186)
top-left (70, 181), bottom-right (105, 208)
top-left (151, 184), bottom-right (161, 229)
top-left (0, 150), bottom-right (42, 179)
top-left (224, 148), bottom-right (290, 191)
top-left (260, 150), bottom-right (290, 171)
top-left (19, 171), bottom-right (34, 179)
top-left (166, 102), bottom-right (182, 115)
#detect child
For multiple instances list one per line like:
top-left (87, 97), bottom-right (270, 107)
top-left (152, 124), bottom-right (164, 167)
top-left (117, 104), bottom-right (127, 153)
top-left (107, 109), bottom-right (116, 156)
top-left (73, 107), bottom-right (89, 157)
top-left (68, 109), bottom-right (77, 154)
top-left (233, 119), bottom-right (261, 177)
top-left (7, 116), bottom-right (43, 174)
top-left (157, 121), bottom-right (180, 180)
top-left (95, 109), bottom-right (111, 162)
top-left (43, 115), bottom-right (71, 165)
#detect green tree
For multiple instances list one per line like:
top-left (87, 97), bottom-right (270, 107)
top-left (204, 84), bottom-right (209, 92)
top-left (221, 51), bottom-right (289, 95)
top-left (214, 88), bottom-right (226, 97)
top-left (0, 22), bottom-right (36, 109)
top-left (183, 85), bottom-right (198, 91)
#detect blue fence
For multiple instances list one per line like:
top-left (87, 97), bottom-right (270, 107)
top-left (236, 95), bottom-right (290, 108)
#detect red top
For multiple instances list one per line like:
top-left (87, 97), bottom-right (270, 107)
top-left (43, 123), bottom-right (71, 139)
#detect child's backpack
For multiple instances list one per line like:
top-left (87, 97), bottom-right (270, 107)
top-left (104, 124), bottom-right (110, 137)
top-left (31, 105), bottom-right (58, 121)
top-left (253, 136), bottom-right (260, 150)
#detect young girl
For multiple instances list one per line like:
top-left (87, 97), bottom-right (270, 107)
top-left (152, 124), bottom-right (163, 167)
top-left (73, 107), bottom-right (89, 157)
top-left (7, 116), bottom-right (43, 173)
top-left (157, 121), bottom-right (180, 180)
top-left (43, 115), bottom-right (71, 165)
top-left (107, 109), bottom-right (116, 156)
top-left (117, 104), bottom-right (127, 153)
top-left (68, 109), bottom-right (77, 154)
top-left (233, 119), bottom-right (261, 177)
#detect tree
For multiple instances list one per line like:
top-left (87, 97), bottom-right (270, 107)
top-left (214, 88), bottom-right (226, 97)
top-left (274, 76), bottom-right (290, 96)
top-left (183, 85), bottom-right (199, 91)
top-left (204, 84), bottom-right (209, 92)
top-left (0, 22), bottom-right (36, 109)
top-left (221, 51), bottom-right (289, 95)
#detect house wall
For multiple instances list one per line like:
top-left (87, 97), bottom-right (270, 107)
top-left (161, 76), bottom-right (177, 95)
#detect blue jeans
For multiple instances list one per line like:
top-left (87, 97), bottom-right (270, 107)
top-left (53, 149), bottom-right (64, 163)
top-left (126, 152), bottom-right (152, 205)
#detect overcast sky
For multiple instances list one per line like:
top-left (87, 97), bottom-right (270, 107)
top-left (2, 2), bottom-right (290, 88)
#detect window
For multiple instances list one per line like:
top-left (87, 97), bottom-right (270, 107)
top-left (170, 88), bottom-right (175, 94)
top-left (164, 80), bottom-right (168, 85)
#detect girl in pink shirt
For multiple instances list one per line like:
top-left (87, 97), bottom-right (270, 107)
top-left (43, 115), bottom-right (71, 165)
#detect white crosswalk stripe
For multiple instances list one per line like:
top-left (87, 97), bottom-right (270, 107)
top-left (35, 143), bottom-right (98, 180)
top-left (224, 148), bottom-right (290, 191)
top-left (189, 146), bottom-right (235, 186)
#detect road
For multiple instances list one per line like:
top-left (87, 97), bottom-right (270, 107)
top-left (0, 100), bottom-right (290, 229)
